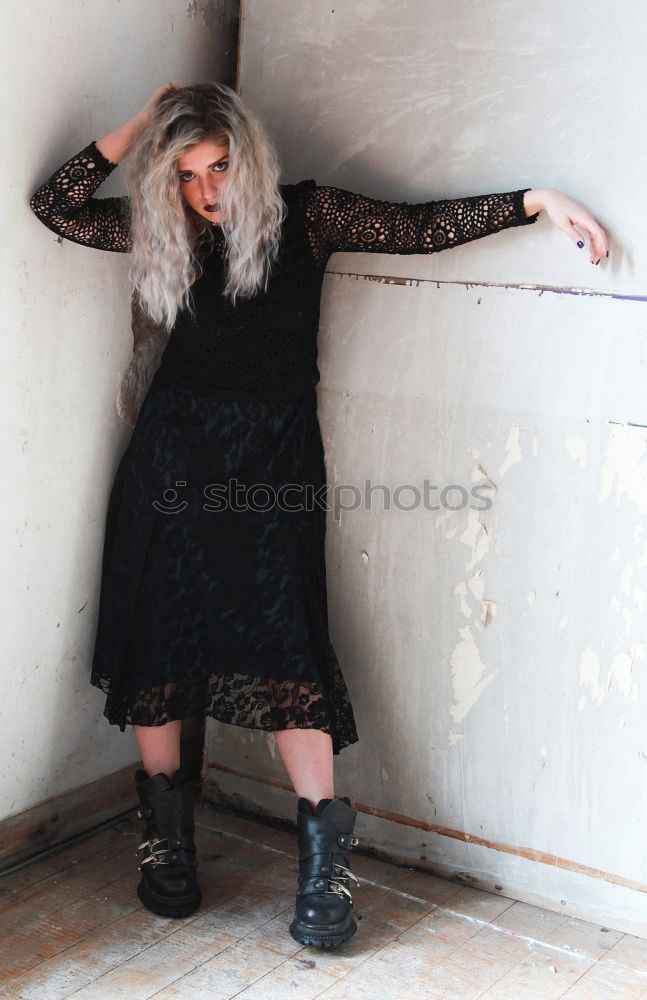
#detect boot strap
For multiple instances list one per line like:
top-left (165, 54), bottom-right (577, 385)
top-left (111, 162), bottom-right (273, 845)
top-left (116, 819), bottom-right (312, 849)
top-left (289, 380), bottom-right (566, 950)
top-left (300, 843), bottom-right (359, 872)
top-left (297, 819), bottom-right (359, 857)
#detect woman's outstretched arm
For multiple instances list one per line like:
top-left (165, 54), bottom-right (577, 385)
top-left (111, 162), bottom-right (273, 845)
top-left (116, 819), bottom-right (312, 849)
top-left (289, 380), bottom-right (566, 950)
top-left (302, 183), bottom-right (608, 266)
top-left (29, 84), bottom-right (178, 253)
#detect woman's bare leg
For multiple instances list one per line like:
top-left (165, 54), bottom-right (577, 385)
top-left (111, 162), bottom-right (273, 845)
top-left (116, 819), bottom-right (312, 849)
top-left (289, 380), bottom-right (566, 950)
top-left (133, 721), bottom-right (182, 777)
top-left (134, 722), bottom-right (334, 802)
top-left (274, 729), bottom-right (334, 810)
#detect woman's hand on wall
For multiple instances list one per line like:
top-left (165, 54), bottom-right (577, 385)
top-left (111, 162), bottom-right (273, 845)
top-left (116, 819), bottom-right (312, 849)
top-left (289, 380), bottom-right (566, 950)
top-left (523, 189), bottom-right (609, 265)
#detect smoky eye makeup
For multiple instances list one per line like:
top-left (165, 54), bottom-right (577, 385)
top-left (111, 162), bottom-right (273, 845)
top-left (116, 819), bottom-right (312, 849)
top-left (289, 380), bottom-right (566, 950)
top-left (178, 160), bottom-right (228, 183)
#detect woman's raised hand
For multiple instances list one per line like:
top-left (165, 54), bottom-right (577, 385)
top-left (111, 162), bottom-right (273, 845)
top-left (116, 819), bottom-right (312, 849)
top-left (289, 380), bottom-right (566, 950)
top-left (138, 82), bottom-right (182, 126)
top-left (523, 189), bottom-right (609, 265)
top-left (95, 82), bottom-right (182, 165)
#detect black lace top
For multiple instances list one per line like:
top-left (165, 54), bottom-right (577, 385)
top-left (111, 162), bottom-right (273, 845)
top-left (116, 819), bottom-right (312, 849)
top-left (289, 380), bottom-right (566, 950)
top-left (30, 142), bottom-right (538, 400)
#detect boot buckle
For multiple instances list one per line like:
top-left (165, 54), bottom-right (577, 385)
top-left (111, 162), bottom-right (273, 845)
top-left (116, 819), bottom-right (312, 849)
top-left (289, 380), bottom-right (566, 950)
top-left (137, 836), bottom-right (171, 866)
top-left (326, 879), bottom-right (353, 901)
top-left (333, 863), bottom-right (359, 888)
top-left (324, 862), bottom-right (359, 901)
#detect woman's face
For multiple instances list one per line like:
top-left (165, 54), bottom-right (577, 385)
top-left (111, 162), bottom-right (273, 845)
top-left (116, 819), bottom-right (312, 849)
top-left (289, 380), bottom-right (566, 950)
top-left (176, 137), bottom-right (230, 224)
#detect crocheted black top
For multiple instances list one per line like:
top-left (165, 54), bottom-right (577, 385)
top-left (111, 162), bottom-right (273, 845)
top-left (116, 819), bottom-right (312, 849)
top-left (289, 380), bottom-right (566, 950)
top-left (30, 141), bottom-right (538, 400)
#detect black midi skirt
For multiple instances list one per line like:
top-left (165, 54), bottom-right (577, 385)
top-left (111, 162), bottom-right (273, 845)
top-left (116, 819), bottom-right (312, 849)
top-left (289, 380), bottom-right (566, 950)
top-left (90, 368), bottom-right (359, 755)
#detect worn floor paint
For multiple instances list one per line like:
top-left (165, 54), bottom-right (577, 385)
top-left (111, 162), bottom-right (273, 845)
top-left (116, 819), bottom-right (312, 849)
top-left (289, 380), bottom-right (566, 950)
top-left (1, 802), bottom-right (646, 999)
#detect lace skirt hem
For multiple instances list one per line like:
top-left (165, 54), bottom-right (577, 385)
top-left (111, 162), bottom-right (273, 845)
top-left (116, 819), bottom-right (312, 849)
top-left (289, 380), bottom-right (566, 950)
top-left (90, 670), bottom-right (359, 756)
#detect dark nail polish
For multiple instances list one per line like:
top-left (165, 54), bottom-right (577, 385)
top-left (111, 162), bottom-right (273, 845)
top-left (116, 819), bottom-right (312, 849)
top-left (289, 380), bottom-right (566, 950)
top-left (595, 260), bottom-right (599, 265)
top-left (606, 251), bottom-right (609, 257)
top-left (577, 240), bottom-right (584, 248)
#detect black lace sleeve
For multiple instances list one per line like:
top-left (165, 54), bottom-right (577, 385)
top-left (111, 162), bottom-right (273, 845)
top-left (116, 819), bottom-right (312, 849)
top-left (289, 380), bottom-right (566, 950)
top-left (301, 182), bottom-right (539, 266)
top-left (30, 141), bottom-right (131, 252)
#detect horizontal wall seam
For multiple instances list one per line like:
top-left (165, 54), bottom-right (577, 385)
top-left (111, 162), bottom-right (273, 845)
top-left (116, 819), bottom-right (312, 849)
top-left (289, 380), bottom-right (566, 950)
top-left (326, 269), bottom-right (647, 303)
top-left (206, 761), bottom-right (647, 894)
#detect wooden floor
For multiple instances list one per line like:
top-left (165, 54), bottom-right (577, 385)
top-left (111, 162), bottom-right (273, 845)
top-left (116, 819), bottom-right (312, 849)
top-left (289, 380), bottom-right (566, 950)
top-left (1, 800), bottom-right (646, 999)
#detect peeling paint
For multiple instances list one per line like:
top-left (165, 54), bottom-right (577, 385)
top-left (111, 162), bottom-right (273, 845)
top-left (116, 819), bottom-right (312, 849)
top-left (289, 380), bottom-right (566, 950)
top-left (619, 563), bottom-right (646, 613)
top-left (329, 269), bottom-right (647, 303)
top-left (435, 510), bottom-right (455, 530)
top-left (599, 424), bottom-right (647, 515)
top-left (609, 642), bottom-right (645, 702)
top-left (468, 570), bottom-right (484, 602)
top-left (610, 561), bottom-right (646, 635)
top-left (481, 600), bottom-right (497, 626)
top-left (471, 463), bottom-right (497, 494)
top-left (527, 590), bottom-right (536, 606)
top-left (497, 426), bottom-right (522, 479)
top-left (437, 508), bottom-right (461, 540)
top-left (610, 596), bottom-right (634, 634)
top-left (539, 745), bottom-right (547, 768)
top-left (454, 580), bottom-right (471, 619)
top-left (579, 642), bottom-right (644, 708)
top-left (460, 510), bottom-right (490, 571)
top-left (579, 647), bottom-right (606, 705)
top-left (559, 615), bottom-right (569, 629)
top-left (455, 575), bottom-right (496, 627)
top-left (564, 434), bottom-right (588, 468)
top-left (449, 625), bottom-right (498, 724)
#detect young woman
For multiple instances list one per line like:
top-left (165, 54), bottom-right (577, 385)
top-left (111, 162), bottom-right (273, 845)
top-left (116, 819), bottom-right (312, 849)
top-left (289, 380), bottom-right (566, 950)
top-left (30, 81), bottom-right (608, 949)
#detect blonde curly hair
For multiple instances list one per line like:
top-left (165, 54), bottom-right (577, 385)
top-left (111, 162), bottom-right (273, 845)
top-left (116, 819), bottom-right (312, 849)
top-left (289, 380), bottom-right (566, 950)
top-left (126, 82), bottom-right (285, 330)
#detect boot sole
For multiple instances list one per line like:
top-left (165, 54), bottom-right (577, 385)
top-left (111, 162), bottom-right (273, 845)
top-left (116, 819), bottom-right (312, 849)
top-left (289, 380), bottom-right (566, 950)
top-left (289, 911), bottom-right (357, 949)
top-left (137, 880), bottom-right (202, 919)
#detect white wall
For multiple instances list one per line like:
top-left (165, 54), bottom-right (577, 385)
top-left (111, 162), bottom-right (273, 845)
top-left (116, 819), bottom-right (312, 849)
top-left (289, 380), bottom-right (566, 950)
top-left (0, 0), bottom-right (233, 822)
top-left (204, 0), bottom-right (647, 934)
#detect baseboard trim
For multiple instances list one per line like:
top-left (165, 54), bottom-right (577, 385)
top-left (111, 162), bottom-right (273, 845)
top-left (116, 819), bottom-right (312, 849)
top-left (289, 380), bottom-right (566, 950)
top-left (203, 761), bottom-right (647, 938)
top-left (0, 764), bottom-right (139, 872)
top-left (205, 761), bottom-right (647, 895)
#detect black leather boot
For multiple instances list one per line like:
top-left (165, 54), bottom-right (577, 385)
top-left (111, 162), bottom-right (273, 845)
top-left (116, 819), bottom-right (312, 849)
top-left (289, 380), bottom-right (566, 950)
top-left (134, 768), bottom-right (201, 918)
top-left (289, 796), bottom-right (360, 948)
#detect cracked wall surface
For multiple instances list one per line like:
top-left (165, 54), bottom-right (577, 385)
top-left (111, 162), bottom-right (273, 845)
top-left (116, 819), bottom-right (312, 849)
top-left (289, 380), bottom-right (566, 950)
top-left (2, 0), bottom-right (237, 827)
top-left (204, 0), bottom-right (647, 934)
